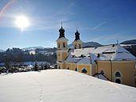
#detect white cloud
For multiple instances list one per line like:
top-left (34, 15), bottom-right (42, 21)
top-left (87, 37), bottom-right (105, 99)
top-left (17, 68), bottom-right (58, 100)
top-left (91, 21), bottom-right (107, 31)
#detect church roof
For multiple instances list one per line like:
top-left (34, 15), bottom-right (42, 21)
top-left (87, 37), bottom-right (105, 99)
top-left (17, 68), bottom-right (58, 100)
top-left (77, 57), bottom-right (91, 64)
top-left (111, 51), bottom-right (136, 61)
top-left (66, 54), bottom-right (81, 63)
top-left (71, 48), bottom-right (94, 57)
top-left (66, 44), bottom-right (136, 63)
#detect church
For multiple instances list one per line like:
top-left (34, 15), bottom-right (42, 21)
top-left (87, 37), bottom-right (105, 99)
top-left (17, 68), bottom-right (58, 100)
top-left (56, 26), bottom-right (136, 87)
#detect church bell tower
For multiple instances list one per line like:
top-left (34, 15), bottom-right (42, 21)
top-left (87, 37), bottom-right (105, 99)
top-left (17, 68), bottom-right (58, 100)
top-left (56, 26), bottom-right (68, 69)
top-left (73, 30), bottom-right (83, 49)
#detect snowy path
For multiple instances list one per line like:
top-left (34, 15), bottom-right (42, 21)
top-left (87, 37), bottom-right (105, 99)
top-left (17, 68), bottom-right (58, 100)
top-left (0, 70), bottom-right (136, 102)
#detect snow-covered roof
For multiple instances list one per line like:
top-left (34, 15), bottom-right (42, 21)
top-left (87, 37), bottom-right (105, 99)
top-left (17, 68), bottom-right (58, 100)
top-left (71, 47), bottom-right (94, 57)
top-left (68, 44), bottom-right (136, 61)
top-left (66, 54), bottom-right (81, 63)
top-left (111, 51), bottom-right (136, 61)
top-left (94, 73), bottom-right (109, 81)
top-left (0, 70), bottom-right (136, 102)
top-left (95, 74), bottom-right (108, 80)
top-left (77, 57), bottom-right (91, 64)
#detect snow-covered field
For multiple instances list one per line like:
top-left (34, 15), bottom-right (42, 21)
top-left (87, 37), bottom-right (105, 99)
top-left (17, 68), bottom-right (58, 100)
top-left (0, 69), bottom-right (136, 102)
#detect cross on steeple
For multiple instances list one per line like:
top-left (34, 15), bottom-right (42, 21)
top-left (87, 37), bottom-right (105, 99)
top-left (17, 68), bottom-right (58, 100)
top-left (61, 21), bottom-right (63, 27)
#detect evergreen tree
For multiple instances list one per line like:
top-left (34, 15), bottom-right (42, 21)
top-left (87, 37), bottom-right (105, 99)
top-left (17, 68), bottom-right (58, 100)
top-left (34, 62), bottom-right (38, 71)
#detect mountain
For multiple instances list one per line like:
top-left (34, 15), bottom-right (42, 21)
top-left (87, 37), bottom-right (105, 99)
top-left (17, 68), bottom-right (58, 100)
top-left (69, 41), bottom-right (102, 48)
top-left (120, 39), bottom-right (136, 57)
top-left (0, 49), bottom-right (4, 52)
top-left (22, 46), bottom-right (45, 51)
top-left (0, 70), bottom-right (136, 102)
top-left (83, 41), bottom-right (102, 48)
top-left (121, 39), bottom-right (136, 44)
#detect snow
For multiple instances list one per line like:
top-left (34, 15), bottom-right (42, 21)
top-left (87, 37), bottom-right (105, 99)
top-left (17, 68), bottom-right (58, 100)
top-left (0, 70), bottom-right (136, 102)
top-left (77, 57), bottom-right (91, 64)
top-left (69, 44), bottom-right (136, 61)
top-left (66, 55), bottom-right (81, 63)
top-left (71, 48), bottom-right (94, 57)
top-left (94, 73), bottom-right (108, 81)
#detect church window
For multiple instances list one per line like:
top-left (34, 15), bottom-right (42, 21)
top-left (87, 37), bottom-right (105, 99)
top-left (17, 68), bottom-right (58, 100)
top-left (82, 68), bottom-right (87, 73)
top-left (114, 71), bottom-right (122, 84)
top-left (75, 68), bottom-right (78, 71)
top-left (75, 45), bottom-right (77, 49)
top-left (63, 43), bottom-right (65, 48)
top-left (67, 67), bottom-right (69, 70)
top-left (58, 43), bottom-right (60, 48)
top-left (115, 79), bottom-right (121, 84)
top-left (97, 53), bottom-right (100, 58)
top-left (115, 72), bottom-right (121, 77)
top-left (79, 44), bottom-right (81, 49)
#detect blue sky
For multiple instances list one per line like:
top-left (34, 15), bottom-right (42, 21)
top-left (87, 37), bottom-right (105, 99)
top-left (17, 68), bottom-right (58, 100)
top-left (0, 0), bottom-right (136, 50)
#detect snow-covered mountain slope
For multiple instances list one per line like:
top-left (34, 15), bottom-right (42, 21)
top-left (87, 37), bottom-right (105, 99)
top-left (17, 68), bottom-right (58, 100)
top-left (0, 70), bottom-right (136, 102)
top-left (22, 46), bottom-right (45, 51)
top-left (121, 39), bottom-right (136, 44)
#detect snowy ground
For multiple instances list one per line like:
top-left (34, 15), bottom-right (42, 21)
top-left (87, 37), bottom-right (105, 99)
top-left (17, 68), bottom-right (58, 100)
top-left (0, 69), bottom-right (136, 102)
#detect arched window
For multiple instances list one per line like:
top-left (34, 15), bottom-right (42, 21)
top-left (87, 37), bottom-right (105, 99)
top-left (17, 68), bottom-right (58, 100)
top-left (75, 68), bottom-right (77, 71)
top-left (63, 43), bottom-right (65, 48)
top-left (58, 43), bottom-right (60, 48)
top-left (82, 68), bottom-right (87, 73)
top-left (114, 71), bottom-right (122, 84)
top-left (59, 66), bottom-right (60, 69)
top-left (115, 79), bottom-right (121, 84)
top-left (79, 44), bottom-right (81, 49)
top-left (67, 67), bottom-right (69, 70)
top-left (75, 45), bottom-right (77, 49)
top-left (115, 72), bottom-right (121, 77)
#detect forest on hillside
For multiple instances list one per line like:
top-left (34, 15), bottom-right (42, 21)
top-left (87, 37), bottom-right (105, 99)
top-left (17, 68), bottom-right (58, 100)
top-left (0, 48), bottom-right (57, 65)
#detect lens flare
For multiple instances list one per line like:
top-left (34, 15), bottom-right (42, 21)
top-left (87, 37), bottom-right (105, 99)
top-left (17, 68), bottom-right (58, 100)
top-left (15, 15), bottom-right (30, 31)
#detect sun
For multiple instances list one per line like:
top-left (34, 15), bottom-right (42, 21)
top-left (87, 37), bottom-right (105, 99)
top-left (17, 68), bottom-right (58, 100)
top-left (15, 15), bottom-right (30, 31)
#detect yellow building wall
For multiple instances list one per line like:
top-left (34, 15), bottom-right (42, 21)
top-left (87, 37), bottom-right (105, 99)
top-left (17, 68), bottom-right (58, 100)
top-left (97, 61), bottom-right (112, 80)
top-left (73, 41), bottom-right (82, 49)
top-left (57, 51), bottom-right (68, 61)
top-left (62, 52), bottom-right (68, 61)
top-left (97, 61), bottom-right (136, 87)
top-left (57, 52), bottom-right (60, 61)
top-left (58, 62), bottom-right (66, 69)
top-left (77, 64), bottom-right (91, 75)
top-left (112, 61), bottom-right (135, 87)
top-left (92, 64), bottom-right (97, 75)
top-left (57, 41), bottom-right (68, 50)
top-left (65, 62), bottom-right (77, 70)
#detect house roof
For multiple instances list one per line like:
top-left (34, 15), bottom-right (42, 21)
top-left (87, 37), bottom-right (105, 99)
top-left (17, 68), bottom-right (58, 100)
top-left (94, 73), bottom-right (109, 81)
